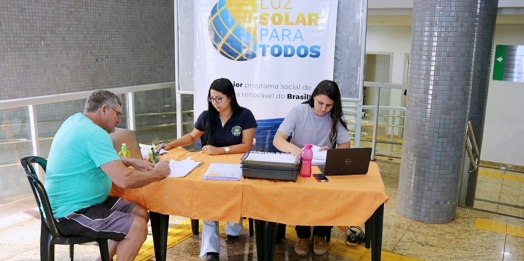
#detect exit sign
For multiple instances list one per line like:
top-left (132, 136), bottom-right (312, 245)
top-left (492, 45), bottom-right (524, 83)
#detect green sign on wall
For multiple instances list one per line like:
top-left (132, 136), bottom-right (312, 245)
top-left (492, 45), bottom-right (524, 82)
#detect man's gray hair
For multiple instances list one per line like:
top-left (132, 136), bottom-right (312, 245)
top-left (84, 90), bottom-right (122, 113)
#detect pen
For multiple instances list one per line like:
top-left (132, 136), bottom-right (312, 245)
top-left (156, 143), bottom-right (164, 155)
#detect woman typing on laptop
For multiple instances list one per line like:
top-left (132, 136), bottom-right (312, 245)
top-left (160, 78), bottom-right (257, 261)
top-left (273, 80), bottom-right (350, 256)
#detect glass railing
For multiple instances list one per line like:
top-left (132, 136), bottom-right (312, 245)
top-left (0, 82), bottom-right (197, 208)
top-left (342, 82), bottom-right (407, 159)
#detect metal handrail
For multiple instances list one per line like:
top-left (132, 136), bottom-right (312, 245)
top-left (465, 121), bottom-right (480, 173)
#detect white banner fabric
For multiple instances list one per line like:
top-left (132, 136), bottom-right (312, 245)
top-left (194, 0), bottom-right (339, 120)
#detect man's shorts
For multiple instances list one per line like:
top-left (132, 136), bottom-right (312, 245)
top-left (55, 196), bottom-right (137, 241)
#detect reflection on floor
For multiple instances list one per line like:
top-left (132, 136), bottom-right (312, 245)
top-left (475, 167), bottom-right (524, 218)
top-left (1, 157), bottom-right (524, 261)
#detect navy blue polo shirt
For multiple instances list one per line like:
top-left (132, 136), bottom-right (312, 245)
top-left (194, 107), bottom-right (257, 147)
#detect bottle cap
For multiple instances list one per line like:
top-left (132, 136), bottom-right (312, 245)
top-left (304, 143), bottom-right (312, 149)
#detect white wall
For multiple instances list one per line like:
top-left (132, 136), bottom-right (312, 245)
top-left (366, 26), bottom-right (412, 85)
top-left (481, 24), bottom-right (524, 167)
top-left (366, 24), bottom-right (524, 167)
top-left (366, 25), bottom-right (411, 107)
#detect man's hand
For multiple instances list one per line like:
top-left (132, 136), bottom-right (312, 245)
top-left (153, 161), bottom-right (170, 179)
top-left (121, 157), bottom-right (154, 171)
top-left (132, 159), bottom-right (155, 171)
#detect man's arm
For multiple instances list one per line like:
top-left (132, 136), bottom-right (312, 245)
top-left (101, 160), bottom-right (170, 189)
top-left (120, 157), bottom-right (155, 171)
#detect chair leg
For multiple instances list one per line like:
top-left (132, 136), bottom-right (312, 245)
top-left (191, 219), bottom-right (199, 235)
top-left (40, 223), bottom-right (53, 261)
top-left (98, 238), bottom-right (111, 261)
top-left (69, 244), bottom-right (74, 260)
top-left (47, 239), bottom-right (55, 261)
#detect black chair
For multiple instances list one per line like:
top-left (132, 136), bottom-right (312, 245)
top-left (20, 156), bottom-right (110, 261)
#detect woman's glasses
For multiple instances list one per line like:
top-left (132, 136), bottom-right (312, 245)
top-left (208, 96), bottom-right (225, 104)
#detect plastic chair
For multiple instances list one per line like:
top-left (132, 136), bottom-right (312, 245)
top-left (20, 156), bottom-right (110, 261)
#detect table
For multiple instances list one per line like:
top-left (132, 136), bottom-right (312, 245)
top-left (110, 148), bottom-right (389, 261)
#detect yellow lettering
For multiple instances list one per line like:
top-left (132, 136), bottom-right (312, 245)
top-left (260, 0), bottom-right (269, 9)
top-left (284, 0), bottom-right (292, 9)
top-left (259, 12), bottom-right (319, 26)
top-left (260, 13), bottom-right (269, 25)
top-left (295, 13), bottom-right (306, 25)
top-left (271, 13), bottom-right (283, 25)
top-left (308, 13), bottom-right (319, 26)
top-left (284, 13), bottom-right (293, 25)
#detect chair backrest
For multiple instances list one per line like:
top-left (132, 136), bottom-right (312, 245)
top-left (109, 127), bottom-right (142, 159)
top-left (194, 118), bottom-right (285, 152)
top-left (20, 156), bottom-right (63, 238)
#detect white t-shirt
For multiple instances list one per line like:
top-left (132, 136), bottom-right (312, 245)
top-left (277, 104), bottom-right (350, 148)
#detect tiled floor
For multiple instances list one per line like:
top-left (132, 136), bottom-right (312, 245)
top-left (1, 157), bottom-right (524, 261)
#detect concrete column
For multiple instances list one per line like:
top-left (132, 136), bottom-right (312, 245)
top-left (397, 0), bottom-right (497, 223)
top-left (465, 0), bottom-right (499, 206)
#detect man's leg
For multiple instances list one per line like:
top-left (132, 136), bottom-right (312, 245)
top-left (57, 197), bottom-right (140, 261)
top-left (114, 215), bottom-right (148, 261)
top-left (103, 205), bottom-right (150, 260)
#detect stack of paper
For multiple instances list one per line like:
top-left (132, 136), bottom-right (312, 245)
top-left (311, 145), bottom-right (327, 165)
top-left (168, 157), bottom-right (202, 178)
top-left (243, 152), bottom-right (297, 164)
top-left (203, 163), bottom-right (242, 181)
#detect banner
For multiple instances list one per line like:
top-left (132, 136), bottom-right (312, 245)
top-left (194, 0), bottom-right (339, 120)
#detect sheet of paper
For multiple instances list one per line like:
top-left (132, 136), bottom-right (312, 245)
top-left (244, 152), bottom-right (297, 164)
top-left (140, 144), bottom-right (168, 160)
top-left (311, 145), bottom-right (327, 165)
top-left (203, 163), bottom-right (242, 181)
top-left (168, 157), bottom-right (202, 178)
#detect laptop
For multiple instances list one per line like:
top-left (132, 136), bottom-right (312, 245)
top-left (109, 127), bottom-right (142, 159)
top-left (318, 148), bottom-right (372, 175)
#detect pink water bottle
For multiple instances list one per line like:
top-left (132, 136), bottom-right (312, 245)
top-left (300, 143), bottom-right (313, 177)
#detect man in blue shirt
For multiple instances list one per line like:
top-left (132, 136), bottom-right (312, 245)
top-left (45, 90), bottom-right (170, 261)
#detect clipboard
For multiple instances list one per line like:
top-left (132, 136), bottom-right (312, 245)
top-left (168, 158), bottom-right (203, 178)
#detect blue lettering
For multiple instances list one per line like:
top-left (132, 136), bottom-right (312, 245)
top-left (271, 45), bottom-right (283, 57)
top-left (259, 44), bottom-right (270, 56)
top-left (269, 30), bottom-right (280, 41)
top-left (296, 45), bottom-right (308, 57)
top-left (283, 45), bottom-right (295, 57)
top-left (309, 45), bottom-right (321, 58)
top-left (282, 29), bottom-right (292, 41)
top-left (260, 29), bottom-right (269, 41)
top-left (293, 29), bottom-right (304, 41)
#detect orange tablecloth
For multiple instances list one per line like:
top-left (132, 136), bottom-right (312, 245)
top-left (111, 148), bottom-right (389, 225)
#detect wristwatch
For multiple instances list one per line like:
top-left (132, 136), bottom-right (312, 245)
top-left (224, 146), bottom-right (230, 154)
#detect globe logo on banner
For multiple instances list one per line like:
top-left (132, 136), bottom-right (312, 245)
top-left (208, 0), bottom-right (257, 61)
